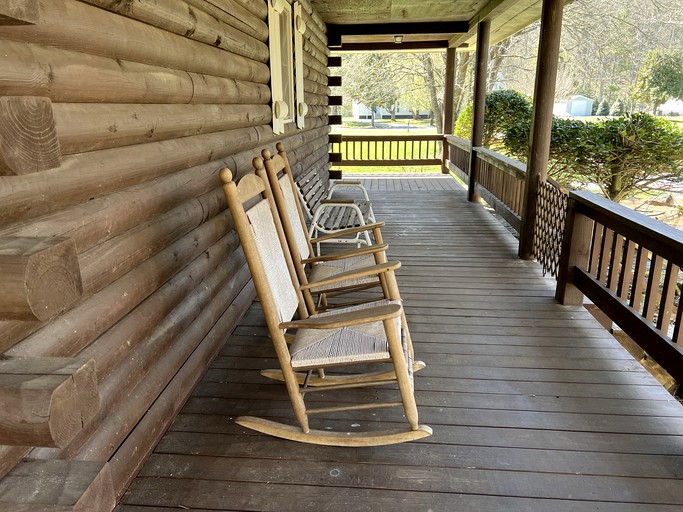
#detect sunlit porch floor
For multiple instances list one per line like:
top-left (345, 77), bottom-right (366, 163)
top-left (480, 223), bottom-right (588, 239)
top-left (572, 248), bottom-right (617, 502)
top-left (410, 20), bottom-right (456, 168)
top-left (117, 175), bottom-right (683, 512)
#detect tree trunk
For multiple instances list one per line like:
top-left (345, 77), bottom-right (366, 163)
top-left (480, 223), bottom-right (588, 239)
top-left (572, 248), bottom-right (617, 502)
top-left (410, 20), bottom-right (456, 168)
top-left (487, 41), bottom-right (510, 91)
top-left (420, 54), bottom-right (442, 132)
top-left (453, 52), bottom-right (472, 117)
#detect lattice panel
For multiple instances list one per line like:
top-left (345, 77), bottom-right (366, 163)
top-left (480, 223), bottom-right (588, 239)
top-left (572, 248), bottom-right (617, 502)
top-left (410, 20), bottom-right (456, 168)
top-left (534, 179), bottom-right (568, 278)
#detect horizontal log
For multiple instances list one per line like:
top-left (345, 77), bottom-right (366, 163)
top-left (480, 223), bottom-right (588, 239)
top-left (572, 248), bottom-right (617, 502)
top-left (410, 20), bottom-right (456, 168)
top-left (307, 105), bottom-right (331, 117)
top-left (79, 233), bottom-right (241, 382)
top-left (32, 243), bottom-right (246, 461)
top-left (221, 0), bottom-right (267, 20)
top-left (298, 0), bottom-right (326, 36)
top-left (303, 51), bottom-right (330, 77)
top-left (329, 115), bottom-right (342, 125)
top-left (0, 459), bottom-right (115, 511)
top-left (5, 212), bottom-right (232, 358)
top-left (75, 261), bottom-right (251, 464)
top-left (80, 0), bottom-right (269, 63)
top-left (0, 96), bottom-right (60, 175)
top-left (109, 282), bottom-right (255, 498)
top-left (328, 76), bottom-right (342, 87)
top-left (0, 125), bottom-right (274, 225)
top-left (0, 40), bottom-right (270, 104)
top-left (0, 357), bottom-right (98, 448)
top-left (305, 91), bottom-right (329, 106)
top-left (0, 446), bottom-right (29, 482)
top-left (328, 55), bottom-right (342, 67)
top-left (187, 0), bottom-right (268, 41)
top-left (329, 95), bottom-right (342, 106)
top-left (54, 103), bottom-right (271, 154)
top-left (0, 0), bottom-right (37, 24)
top-left (305, 115), bottom-right (330, 129)
top-left (4, 0), bottom-right (269, 83)
top-left (0, 126), bottom-right (318, 258)
top-left (304, 78), bottom-right (331, 96)
top-left (78, 189), bottom-right (227, 295)
top-left (303, 65), bottom-right (328, 85)
top-left (0, 237), bottom-right (82, 321)
top-left (302, 36), bottom-right (328, 63)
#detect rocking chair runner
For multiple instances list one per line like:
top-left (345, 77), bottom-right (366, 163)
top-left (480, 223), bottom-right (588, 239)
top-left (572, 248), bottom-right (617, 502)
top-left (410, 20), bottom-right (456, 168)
top-left (219, 168), bottom-right (432, 446)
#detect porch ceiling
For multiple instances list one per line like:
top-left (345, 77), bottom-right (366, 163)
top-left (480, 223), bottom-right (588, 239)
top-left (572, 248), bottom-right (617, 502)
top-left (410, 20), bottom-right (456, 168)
top-left (310, 0), bottom-right (547, 50)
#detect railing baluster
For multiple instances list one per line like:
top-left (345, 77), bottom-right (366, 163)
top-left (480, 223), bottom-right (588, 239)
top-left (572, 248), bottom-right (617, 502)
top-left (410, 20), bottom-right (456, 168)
top-left (588, 223), bottom-right (603, 275)
top-left (631, 246), bottom-right (649, 311)
top-left (674, 289), bottom-right (683, 344)
top-left (657, 262), bottom-right (679, 332)
top-left (597, 228), bottom-right (614, 283)
top-left (617, 239), bottom-right (636, 300)
top-left (643, 254), bottom-right (663, 322)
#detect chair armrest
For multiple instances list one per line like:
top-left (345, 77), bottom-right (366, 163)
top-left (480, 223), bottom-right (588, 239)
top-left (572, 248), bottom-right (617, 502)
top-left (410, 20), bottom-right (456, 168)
top-left (329, 181), bottom-right (370, 201)
top-left (310, 222), bottom-right (385, 243)
top-left (280, 303), bottom-right (401, 330)
top-left (301, 243), bottom-right (388, 264)
top-left (319, 199), bottom-right (355, 205)
top-left (300, 261), bottom-right (400, 290)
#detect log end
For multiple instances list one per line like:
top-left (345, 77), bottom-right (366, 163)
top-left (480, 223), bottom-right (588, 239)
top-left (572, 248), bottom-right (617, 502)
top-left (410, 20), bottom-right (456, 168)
top-left (0, 237), bottom-right (83, 322)
top-left (0, 96), bottom-right (61, 175)
top-left (0, 0), bottom-right (39, 25)
top-left (0, 357), bottom-right (100, 449)
top-left (0, 459), bottom-right (115, 512)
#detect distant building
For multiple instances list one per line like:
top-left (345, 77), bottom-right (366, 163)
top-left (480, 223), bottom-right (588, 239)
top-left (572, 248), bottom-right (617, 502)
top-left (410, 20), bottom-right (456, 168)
top-left (659, 99), bottom-right (683, 116)
top-left (352, 101), bottom-right (429, 120)
top-left (553, 95), bottom-right (594, 117)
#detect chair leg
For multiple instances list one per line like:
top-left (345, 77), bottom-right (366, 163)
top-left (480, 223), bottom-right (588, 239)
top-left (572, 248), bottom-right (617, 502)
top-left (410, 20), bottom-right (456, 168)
top-left (281, 367), bottom-right (310, 433)
top-left (383, 317), bottom-right (419, 430)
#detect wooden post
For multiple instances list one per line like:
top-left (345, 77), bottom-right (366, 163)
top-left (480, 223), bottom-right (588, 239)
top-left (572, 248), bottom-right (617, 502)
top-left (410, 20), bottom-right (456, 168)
top-left (555, 197), bottom-right (592, 305)
top-left (467, 20), bottom-right (490, 201)
top-left (0, 237), bottom-right (83, 321)
top-left (519, 0), bottom-right (565, 259)
top-left (441, 47), bottom-right (456, 174)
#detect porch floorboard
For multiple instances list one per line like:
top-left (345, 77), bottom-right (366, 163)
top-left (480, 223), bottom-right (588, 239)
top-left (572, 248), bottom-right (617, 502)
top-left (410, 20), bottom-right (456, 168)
top-left (117, 176), bottom-right (683, 512)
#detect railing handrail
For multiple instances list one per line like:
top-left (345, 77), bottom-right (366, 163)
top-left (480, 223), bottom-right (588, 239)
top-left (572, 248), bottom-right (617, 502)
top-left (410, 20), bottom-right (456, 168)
top-left (571, 189), bottom-right (683, 265)
top-left (339, 134), bottom-right (445, 142)
top-left (445, 134), bottom-right (471, 151)
top-left (474, 146), bottom-right (527, 180)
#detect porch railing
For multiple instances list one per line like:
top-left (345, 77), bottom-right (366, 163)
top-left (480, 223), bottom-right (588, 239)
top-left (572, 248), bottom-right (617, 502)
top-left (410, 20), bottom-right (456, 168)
top-left (445, 135), bottom-right (569, 278)
top-left (330, 134), bottom-right (443, 167)
top-left (556, 190), bottom-right (683, 383)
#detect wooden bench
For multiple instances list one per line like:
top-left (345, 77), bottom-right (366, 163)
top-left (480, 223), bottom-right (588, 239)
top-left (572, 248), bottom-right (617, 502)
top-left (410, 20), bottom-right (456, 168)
top-left (293, 165), bottom-right (376, 250)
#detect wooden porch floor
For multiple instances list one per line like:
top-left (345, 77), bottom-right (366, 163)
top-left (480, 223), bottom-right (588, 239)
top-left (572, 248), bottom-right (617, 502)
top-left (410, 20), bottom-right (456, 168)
top-left (117, 175), bottom-right (683, 512)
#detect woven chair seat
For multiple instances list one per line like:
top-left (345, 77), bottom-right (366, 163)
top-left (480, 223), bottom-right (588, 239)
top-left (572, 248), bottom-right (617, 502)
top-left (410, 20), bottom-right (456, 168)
top-left (290, 299), bottom-right (402, 369)
top-left (308, 254), bottom-right (380, 293)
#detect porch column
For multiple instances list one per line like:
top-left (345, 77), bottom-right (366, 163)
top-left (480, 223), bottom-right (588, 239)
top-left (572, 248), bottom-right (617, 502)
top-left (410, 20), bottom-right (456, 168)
top-left (467, 20), bottom-right (490, 202)
top-left (518, 0), bottom-right (565, 259)
top-left (441, 47), bottom-right (456, 173)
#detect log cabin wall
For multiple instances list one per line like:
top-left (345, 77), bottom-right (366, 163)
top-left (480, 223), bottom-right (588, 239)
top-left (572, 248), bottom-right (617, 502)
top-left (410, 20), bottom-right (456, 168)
top-left (0, 0), bottom-right (330, 505)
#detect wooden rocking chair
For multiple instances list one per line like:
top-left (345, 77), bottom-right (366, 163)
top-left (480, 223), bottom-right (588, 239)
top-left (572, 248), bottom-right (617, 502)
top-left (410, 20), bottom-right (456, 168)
top-left (219, 168), bottom-right (432, 446)
top-left (255, 145), bottom-right (389, 314)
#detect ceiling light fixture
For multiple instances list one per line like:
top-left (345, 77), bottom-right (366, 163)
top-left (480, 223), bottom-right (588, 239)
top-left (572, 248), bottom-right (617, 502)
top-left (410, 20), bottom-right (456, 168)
top-left (394, 35), bottom-right (404, 43)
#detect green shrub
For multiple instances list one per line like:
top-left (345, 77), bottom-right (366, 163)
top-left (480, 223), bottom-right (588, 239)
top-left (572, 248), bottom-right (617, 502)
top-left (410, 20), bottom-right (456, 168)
top-left (609, 99), bottom-right (625, 116)
top-left (453, 103), bottom-right (473, 139)
top-left (452, 90), bottom-right (532, 148)
top-left (504, 113), bottom-right (683, 202)
top-left (596, 99), bottom-right (610, 116)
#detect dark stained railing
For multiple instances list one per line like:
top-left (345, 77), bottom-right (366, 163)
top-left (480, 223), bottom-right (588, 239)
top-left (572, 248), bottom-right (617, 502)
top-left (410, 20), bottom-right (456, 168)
top-left (331, 134), bottom-right (443, 167)
top-left (556, 190), bottom-right (683, 382)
